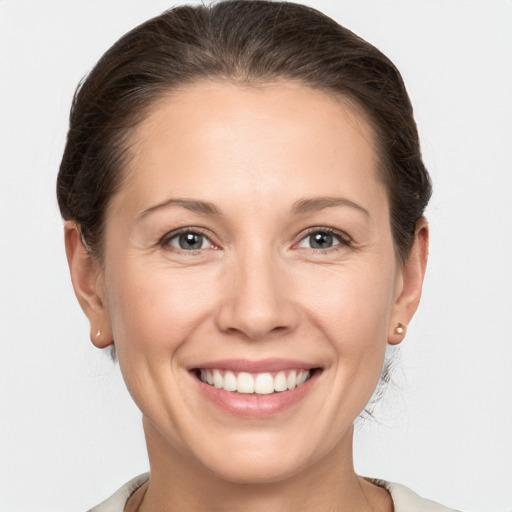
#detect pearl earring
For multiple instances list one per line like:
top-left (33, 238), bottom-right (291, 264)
top-left (395, 322), bottom-right (406, 335)
top-left (96, 329), bottom-right (101, 337)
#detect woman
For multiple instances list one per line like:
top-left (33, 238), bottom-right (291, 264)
top-left (57, 1), bottom-right (457, 510)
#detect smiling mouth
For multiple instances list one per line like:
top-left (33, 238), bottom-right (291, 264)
top-left (195, 368), bottom-right (318, 395)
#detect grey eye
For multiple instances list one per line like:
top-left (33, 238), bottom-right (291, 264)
top-left (168, 232), bottom-right (213, 250)
top-left (298, 231), bottom-right (341, 250)
top-left (310, 232), bottom-right (334, 249)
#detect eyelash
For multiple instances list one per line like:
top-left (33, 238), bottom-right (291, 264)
top-left (159, 227), bottom-right (216, 254)
top-left (158, 226), bottom-right (352, 254)
top-left (298, 227), bottom-right (352, 252)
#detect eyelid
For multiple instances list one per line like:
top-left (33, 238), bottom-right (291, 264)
top-left (158, 225), bottom-right (352, 252)
top-left (294, 226), bottom-right (352, 249)
top-left (159, 226), bottom-right (217, 249)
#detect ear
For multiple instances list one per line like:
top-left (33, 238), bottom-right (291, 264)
top-left (64, 221), bottom-right (113, 348)
top-left (387, 217), bottom-right (429, 345)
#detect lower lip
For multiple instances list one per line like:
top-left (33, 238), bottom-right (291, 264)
top-left (194, 372), bottom-right (318, 418)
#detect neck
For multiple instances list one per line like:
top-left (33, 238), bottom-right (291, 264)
top-left (138, 419), bottom-right (391, 512)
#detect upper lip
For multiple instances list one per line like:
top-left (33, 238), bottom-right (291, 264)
top-left (190, 358), bottom-right (318, 373)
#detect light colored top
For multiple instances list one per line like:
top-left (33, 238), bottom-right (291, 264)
top-left (88, 473), bottom-right (462, 512)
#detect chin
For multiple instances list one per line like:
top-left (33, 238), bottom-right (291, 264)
top-left (202, 452), bottom-right (309, 485)
top-left (187, 428), bottom-right (336, 486)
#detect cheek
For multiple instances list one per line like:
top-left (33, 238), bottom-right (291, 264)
top-left (102, 262), bottom-right (222, 431)
top-left (104, 261), bottom-right (219, 360)
top-left (296, 260), bottom-right (396, 341)
top-left (294, 259), bottom-right (396, 392)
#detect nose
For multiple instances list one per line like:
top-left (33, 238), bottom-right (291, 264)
top-left (215, 247), bottom-right (299, 341)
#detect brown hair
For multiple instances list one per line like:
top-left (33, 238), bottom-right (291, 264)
top-left (57, 0), bottom-right (431, 262)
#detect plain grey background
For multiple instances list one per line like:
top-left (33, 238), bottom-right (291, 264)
top-left (0, 1), bottom-right (511, 511)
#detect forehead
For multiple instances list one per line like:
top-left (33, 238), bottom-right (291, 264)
top-left (135, 80), bottom-right (377, 156)
top-left (114, 80), bottom-right (385, 217)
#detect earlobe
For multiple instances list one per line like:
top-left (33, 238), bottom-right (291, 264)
top-left (64, 221), bottom-right (113, 348)
top-left (388, 218), bottom-right (429, 345)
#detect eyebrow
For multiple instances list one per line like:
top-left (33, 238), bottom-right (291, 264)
top-left (291, 197), bottom-right (370, 217)
top-left (140, 198), bottom-right (222, 218)
top-left (139, 196), bottom-right (370, 219)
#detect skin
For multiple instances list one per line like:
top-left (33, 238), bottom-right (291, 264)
top-left (65, 81), bottom-right (428, 512)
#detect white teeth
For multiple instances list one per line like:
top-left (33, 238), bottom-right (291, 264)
top-left (296, 370), bottom-right (308, 386)
top-left (213, 369), bottom-right (223, 389)
top-left (237, 372), bottom-right (254, 393)
top-left (254, 373), bottom-right (274, 394)
top-left (287, 370), bottom-right (297, 390)
top-left (223, 370), bottom-right (237, 391)
top-left (274, 371), bottom-right (288, 392)
top-left (200, 369), bottom-right (311, 395)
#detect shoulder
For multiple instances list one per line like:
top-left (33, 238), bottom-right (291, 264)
top-left (369, 478), bottom-right (462, 512)
top-left (87, 473), bottom-right (149, 512)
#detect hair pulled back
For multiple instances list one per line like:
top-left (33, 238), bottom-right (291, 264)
top-left (57, 0), bottom-right (431, 262)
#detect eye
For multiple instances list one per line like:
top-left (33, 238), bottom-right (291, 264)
top-left (164, 230), bottom-right (214, 251)
top-left (297, 229), bottom-right (348, 250)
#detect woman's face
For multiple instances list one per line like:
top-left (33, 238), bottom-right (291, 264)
top-left (70, 81), bottom-right (426, 483)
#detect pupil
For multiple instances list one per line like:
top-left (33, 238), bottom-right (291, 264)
top-left (179, 232), bottom-right (202, 250)
top-left (311, 232), bottom-right (333, 249)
